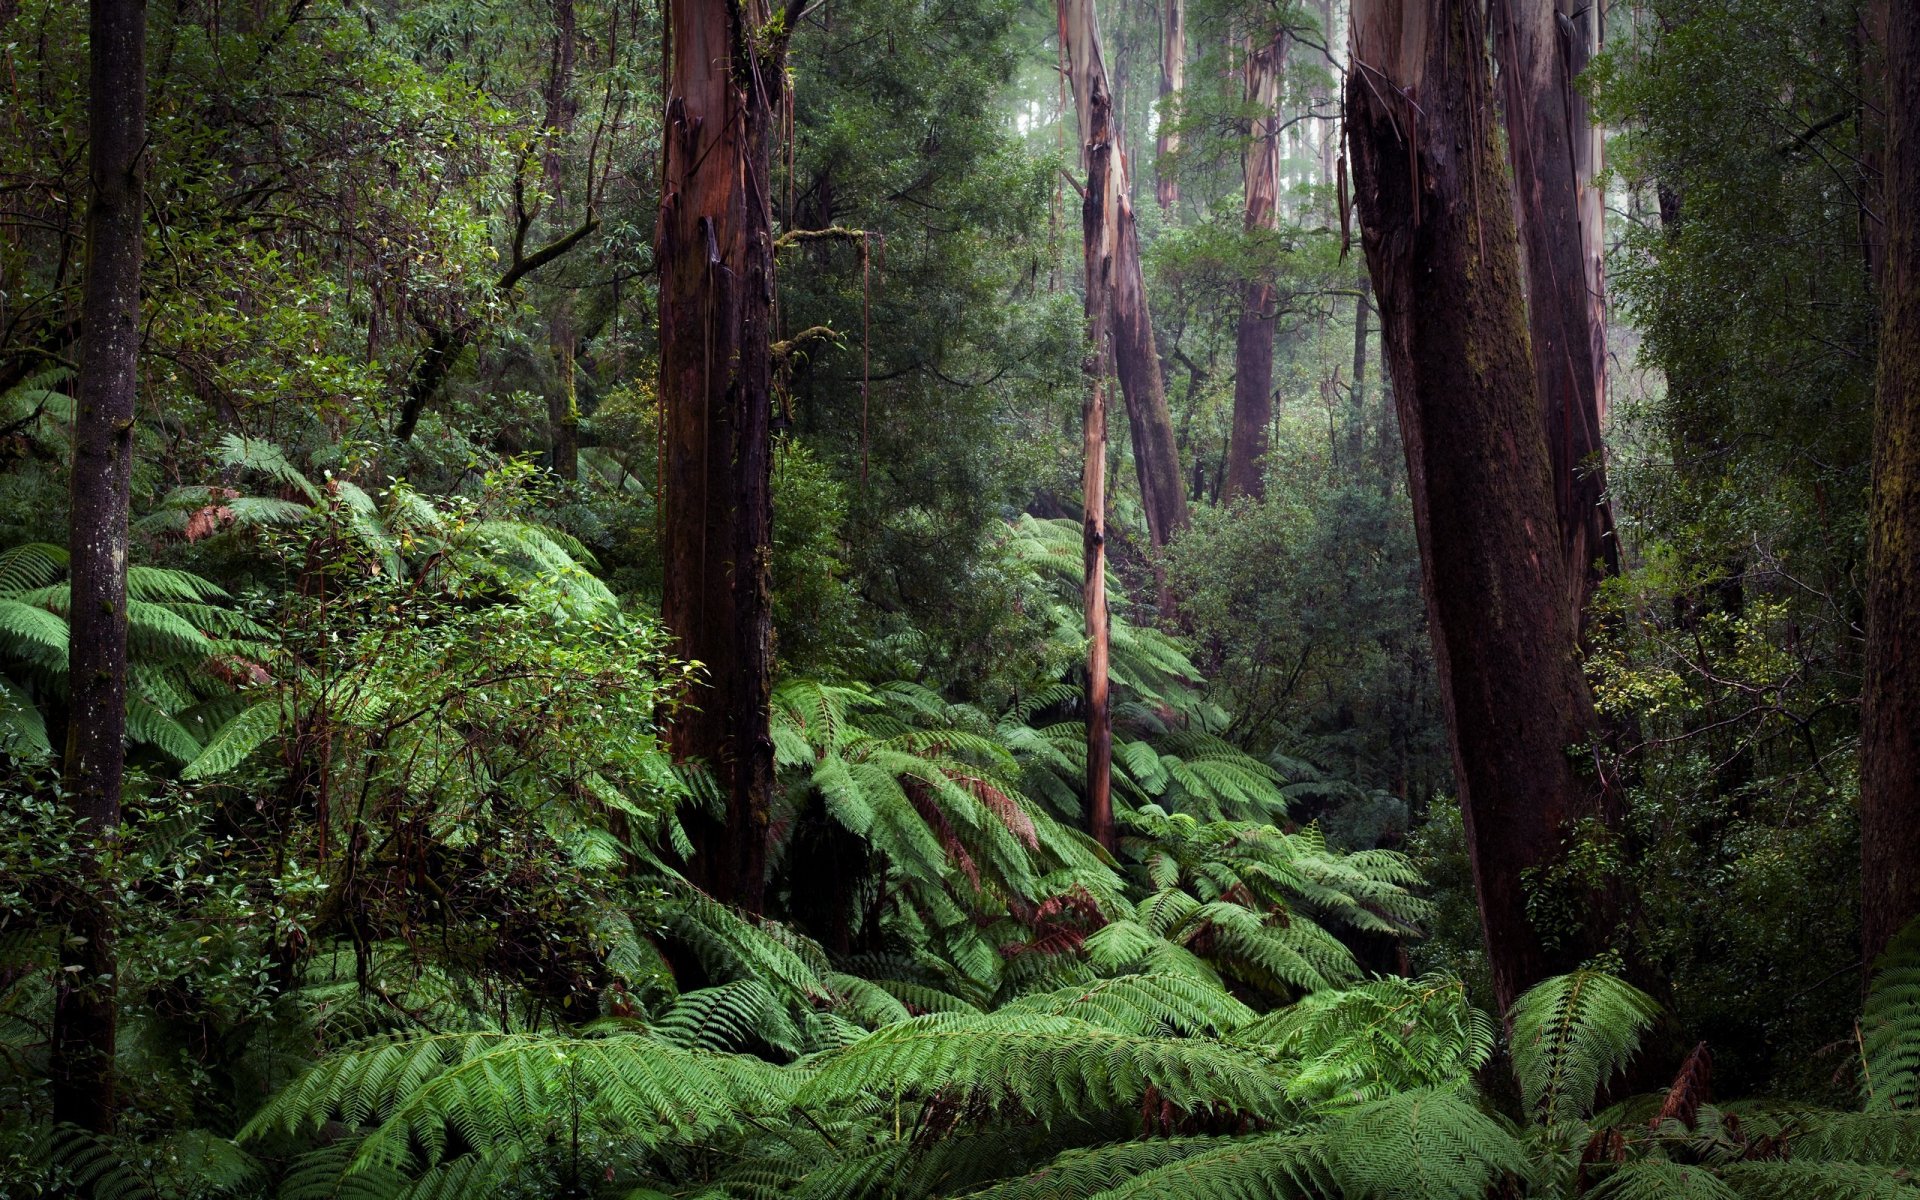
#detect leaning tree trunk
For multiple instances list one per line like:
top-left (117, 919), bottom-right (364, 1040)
top-left (1863, 0), bottom-right (1920, 968)
top-left (659, 0), bottom-right (793, 913)
top-left (51, 0), bottom-right (146, 1137)
top-left (1493, 0), bottom-right (1619, 631)
top-left (1154, 0), bottom-right (1184, 211)
top-left (1061, 0), bottom-right (1191, 553)
top-left (1223, 30), bottom-right (1287, 504)
top-left (1081, 87), bottom-right (1119, 852)
top-left (1347, 0), bottom-right (1614, 1015)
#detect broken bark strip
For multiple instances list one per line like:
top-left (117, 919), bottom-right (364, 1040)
top-left (1060, 0), bottom-right (1190, 555)
top-left (1081, 79), bottom-right (1119, 854)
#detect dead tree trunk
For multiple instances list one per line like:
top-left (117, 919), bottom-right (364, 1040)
top-left (1155, 0), bottom-right (1184, 211)
top-left (1061, 0), bottom-right (1191, 553)
top-left (1348, 0), bottom-right (1614, 1015)
top-left (1081, 88), bottom-right (1119, 852)
top-left (1493, 0), bottom-right (1619, 631)
top-left (1863, 0), bottom-right (1920, 967)
top-left (1223, 30), bottom-right (1287, 504)
top-left (51, 0), bottom-right (147, 1137)
top-left (659, 0), bottom-right (796, 913)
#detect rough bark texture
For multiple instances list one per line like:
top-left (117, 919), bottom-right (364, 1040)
top-left (1863, 0), bottom-right (1920, 967)
top-left (1493, 0), bottom-right (1619, 630)
top-left (1347, 0), bottom-right (1612, 1014)
top-left (1345, 273), bottom-right (1371, 472)
top-left (1223, 31), bottom-right (1287, 504)
top-left (1082, 87), bottom-right (1118, 852)
top-left (1061, 0), bottom-right (1190, 551)
top-left (659, 0), bottom-right (790, 913)
top-left (1155, 0), bottom-right (1184, 211)
top-left (52, 0), bottom-right (146, 1137)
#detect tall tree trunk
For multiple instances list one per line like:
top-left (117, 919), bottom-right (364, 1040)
top-left (1223, 30), bottom-right (1287, 504)
top-left (1081, 88), bottom-right (1119, 852)
top-left (549, 314), bottom-right (579, 481)
top-left (1061, 0), bottom-right (1191, 553)
top-left (659, 0), bottom-right (793, 913)
top-left (1345, 273), bottom-right (1370, 475)
top-left (1347, 0), bottom-right (1614, 1014)
top-left (1863, 0), bottom-right (1920, 967)
top-left (544, 0), bottom-right (580, 480)
top-left (51, 0), bottom-right (146, 1137)
top-left (1155, 0), bottom-right (1184, 211)
top-left (1493, 0), bottom-right (1619, 631)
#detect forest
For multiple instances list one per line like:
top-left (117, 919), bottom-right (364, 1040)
top-left (1, 0), bottom-right (1918, 1195)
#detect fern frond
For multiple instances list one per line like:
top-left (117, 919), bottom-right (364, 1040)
top-left (181, 700), bottom-right (283, 780)
top-left (1586, 1160), bottom-right (1740, 1200)
top-left (795, 1012), bottom-right (1294, 1126)
top-left (1864, 918), bottom-right (1920, 1111)
top-left (1324, 1088), bottom-right (1529, 1200)
top-left (1510, 970), bottom-right (1661, 1126)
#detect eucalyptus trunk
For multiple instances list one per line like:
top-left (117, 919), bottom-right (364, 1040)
top-left (658, 0), bottom-right (793, 913)
top-left (1155, 0), bottom-right (1184, 211)
top-left (1223, 30), bottom-right (1287, 504)
top-left (1347, 0), bottom-right (1614, 1014)
top-left (1862, 0), bottom-right (1920, 967)
top-left (52, 0), bottom-right (147, 1136)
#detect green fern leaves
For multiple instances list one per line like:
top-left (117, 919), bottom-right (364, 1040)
top-left (1510, 969), bottom-right (1662, 1126)
top-left (1865, 919), bottom-right (1920, 1111)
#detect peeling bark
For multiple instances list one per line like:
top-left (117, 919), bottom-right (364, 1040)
top-left (1061, 0), bottom-right (1191, 553)
top-left (1082, 87), bottom-right (1118, 852)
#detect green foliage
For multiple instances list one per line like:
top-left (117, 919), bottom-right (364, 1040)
top-left (1864, 920), bottom-right (1920, 1111)
top-left (1510, 971), bottom-right (1663, 1127)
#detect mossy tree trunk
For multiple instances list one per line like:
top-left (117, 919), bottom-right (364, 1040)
top-left (52, 0), bottom-right (147, 1137)
top-left (1862, 0), bottom-right (1920, 968)
top-left (1347, 0), bottom-right (1615, 1015)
